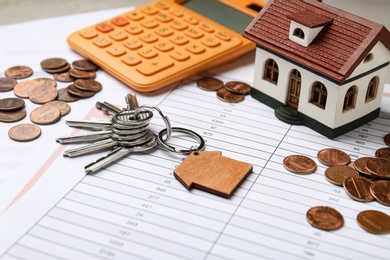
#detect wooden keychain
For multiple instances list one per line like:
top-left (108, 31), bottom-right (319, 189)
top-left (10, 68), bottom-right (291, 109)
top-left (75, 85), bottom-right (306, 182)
top-left (158, 127), bottom-right (253, 199)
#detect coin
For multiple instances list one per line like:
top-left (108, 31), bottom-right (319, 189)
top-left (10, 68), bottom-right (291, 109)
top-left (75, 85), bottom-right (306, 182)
top-left (72, 59), bottom-right (98, 71)
top-left (0, 98), bottom-right (25, 111)
top-left (56, 87), bottom-right (79, 102)
top-left (67, 84), bottom-right (95, 98)
top-left (8, 123), bottom-right (41, 142)
top-left (5, 65), bottom-right (33, 79)
top-left (42, 100), bottom-right (70, 116)
top-left (343, 175), bottom-right (374, 202)
top-left (40, 57), bottom-right (68, 70)
top-left (357, 210), bottom-right (390, 234)
top-left (33, 77), bottom-right (57, 89)
top-left (74, 79), bottom-right (102, 92)
top-left (0, 109), bottom-right (26, 122)
top-left (325, 165), bottom-right (359, 186)
top-left (30, 105), bottom-right (61, 125)
top-left (0, 77), bottom-right (17, 92)
top-left (283, 155), bottom-right (317, 174)
top-left (370, 180), bottom-right (390, 206)
top-left (317, 148), bottom-right (351, 166)
top-left (375, 147), bottom-right (390, 160)
top-left (385, 134), bottom-right (390, 146)
top-left (216, 87), bottom-right (245, 103)
top-left (353, 157), bottom-right (373, 176)
top-left (28, 84), bottom-right (58, 104)
top-left (68, 68), bottom-right (96, 79)
top-left (224, 81), bottom-right (252, 95)
top-left (44, 63), bottom-right (70, 74)
top-left (306, 206), bottom-right (344, 231)
top-left (366, 157), bottom-right (390, 179)
top-left (197, 77), bottom-right (224, 91)
top-left (53, 71), bottom-right (75, 82)
top-left (13, 80), bottom-right (40, 98)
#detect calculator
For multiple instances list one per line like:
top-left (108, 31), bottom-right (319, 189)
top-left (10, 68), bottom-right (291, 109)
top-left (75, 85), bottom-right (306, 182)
top-left (67, 0), bottom-right (264, 92)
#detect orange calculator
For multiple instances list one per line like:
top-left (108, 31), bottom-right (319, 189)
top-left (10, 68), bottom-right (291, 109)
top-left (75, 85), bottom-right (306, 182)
top-left (67, 0), bottom-right (264, 92)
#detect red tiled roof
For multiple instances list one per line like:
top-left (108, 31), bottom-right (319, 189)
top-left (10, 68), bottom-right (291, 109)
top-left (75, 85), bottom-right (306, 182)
top-left (243, 0), bottom-right (390, 83)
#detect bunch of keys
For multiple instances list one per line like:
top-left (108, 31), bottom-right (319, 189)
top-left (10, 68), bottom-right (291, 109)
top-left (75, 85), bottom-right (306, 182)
top-left (56, 94), bottom-right (253, 198)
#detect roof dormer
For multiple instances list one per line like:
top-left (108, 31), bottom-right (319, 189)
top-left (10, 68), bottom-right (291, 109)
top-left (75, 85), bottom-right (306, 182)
top-left (287, 10), bottom-right (333, 47)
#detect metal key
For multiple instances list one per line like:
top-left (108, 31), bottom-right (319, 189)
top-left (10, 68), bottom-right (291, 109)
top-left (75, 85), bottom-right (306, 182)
top-left (56, 130), bottom-right (112, 144)
top-left (66, 119), bottom-right (111, 129)
top-left (96, 101), bottom-right (123, 116)
top-left (63, 138), bottom-right (119, 157)
top-left (84, 134), bottom-right (158, 174)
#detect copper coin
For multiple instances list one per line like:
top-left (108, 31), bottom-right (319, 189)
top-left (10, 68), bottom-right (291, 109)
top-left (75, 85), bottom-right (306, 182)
top-left (40, 58), bottom-right (67, 70)
top-left (353, 157), bottom-right (373, 177)
top-left (0, 98), bottom-right (25, 111)
top-left (67, 84), bottom-right (95, 98)
top-left (74, 79), bottom-right (102, 92)
top-left (5, 65), bottom-right (33, 79)
top-left (197, 77), bottom-right (224, 91)
top-left (375, 147), bottom-right (390, 160)
top-left (28, 84), bottom-right (58, 104)
top-left (13, 80), bottom-right (40, 98)
top-left (30, 105), bottom-right (61, 125)
top-left (53, 71), bottom-right (75, 82)
top-left (224, 81), bottom-right (252, 95)
top-left (283, 155), bottom-right (317, 174)
top-left (0, 77), bottom-right (17, 92)
top-left (8, 123), bottom-right (41, 142)
top-left (56, 87), bottom-right (79, 102)
top-left (306, 206), bottom-right (344, 231)
top-left (42, 100), bottom-right (70, 116)
top-left (33, 77), bottom-right (57, 89)
top-left (216, 87), bottom-right (245, 103)
top-left (72, 59), bottom-right (98, 71)
top-left (343, 175), bottom-right (374, 202)
top-left (68, 68), bottom-right (96, 79)
top-left (370, 180), bottom-right (390, 206)
top-left (366, 158), bottom-right (390, 179)
top-left (44, 63), bottom-right (70, 74)
top-left (317, 148), bottom-right (351, 166)
top-left (0, 109), bottom-right (26, 122)
top-left (324, 165), bottom-right (358, 186)
top-left (385, 134), bottom-right (390, 146)
top-left (357, 210), bottom-right (390, 234)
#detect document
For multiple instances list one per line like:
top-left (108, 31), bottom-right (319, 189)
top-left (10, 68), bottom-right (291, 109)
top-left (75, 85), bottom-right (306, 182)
top-left (1, 7), bottom-right (390, 260)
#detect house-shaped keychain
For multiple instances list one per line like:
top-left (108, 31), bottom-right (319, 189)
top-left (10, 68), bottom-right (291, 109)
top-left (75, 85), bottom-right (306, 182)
top-left (243, 0), bottom-right (390, 138)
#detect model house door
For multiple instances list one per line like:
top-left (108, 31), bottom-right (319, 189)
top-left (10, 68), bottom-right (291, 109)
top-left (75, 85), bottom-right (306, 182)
top-left (287, 69), bottom-right (301, 110)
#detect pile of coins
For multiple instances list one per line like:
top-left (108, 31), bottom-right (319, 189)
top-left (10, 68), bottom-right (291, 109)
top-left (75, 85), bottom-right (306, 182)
top-left (196, 77), bottom-right (251, 103)
top-left (0, 57), bottom-right (102, 142)
top-left (283, 134), bottom-right (390, 234)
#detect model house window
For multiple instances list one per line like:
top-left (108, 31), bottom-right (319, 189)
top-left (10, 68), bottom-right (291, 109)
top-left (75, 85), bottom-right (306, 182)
top-left (366, 76), bottom-right (378, 102)
top-left (363, 53), bottom-right (374, 63)
top-left (310, 81), bottom-right (327, 109)
top-left (343, 86), bottom-right (357, 111)
top-left (293, 28), bottom-right (305, 39)
top-left (263, 59), bottom-right (279, 84)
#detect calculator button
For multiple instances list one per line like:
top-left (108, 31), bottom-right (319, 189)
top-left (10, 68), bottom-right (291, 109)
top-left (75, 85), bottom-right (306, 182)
top-left (121, 54), bottom-right (142, 66)
top-left (136, 58), bottom-right (174, 76)
top-left (127, 11), bottom-right (144, 21)
top-left (80, 28), bottom-right (98, 39)
top-left (106, 45), bottom-right (127, 57)
top-left (185, 43), bottom-right (205, 54)
top-left (184, 28), bottom-right (204, 39)
top-left (155, 12), bottom-right (173, 23)
top-left (123, 39), bottom-right (143, 50)
top-left (215, 31), bottom-right (232, 41)
top-left (170, 20), bottom-right (188, 31)
top-left (111, 16), bottom-right (129, 27)
top-left (141, 19), bottom-right (159, 29)
top-left (169, 9), bottom-right (183, 17)
top-left (199, 23), bottom-right (215, 33)
top-left (200, 36), bottom-right (221, 48)
top-left (184, 16), bottom-right (200, 25)
top-left (93, 36), bottom-right (112, 47)
top-left (154, 42), bottom-right (174, 52)
top-left (141, 5), bottom-right (159, 15)
top-left (137, 47), bottom-right (158, 59)
top-left (155, 26), bottom-right (174, 37)
top-left (139, 33), bottom-right (159, 43)
top-left (155, 1), bottom-right (169, 10)
top-left (96, 22), bottom-right (114, 33)
top-left (109, 30), bottom-right (128, 41)
top-left (125, 25), bottom-right (144, 35)
top-left (169, 50), bottom-right (190, 61)
top-left (170, 34), bottom-right (189, 45)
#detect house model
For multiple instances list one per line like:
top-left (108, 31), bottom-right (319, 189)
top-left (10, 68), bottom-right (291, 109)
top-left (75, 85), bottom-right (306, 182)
top-left (243, 0), bottom-right (390, 138)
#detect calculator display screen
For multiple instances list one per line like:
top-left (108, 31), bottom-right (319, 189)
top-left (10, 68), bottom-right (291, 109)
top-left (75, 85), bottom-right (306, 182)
top-left (182, 0), bottom-right (253, 34)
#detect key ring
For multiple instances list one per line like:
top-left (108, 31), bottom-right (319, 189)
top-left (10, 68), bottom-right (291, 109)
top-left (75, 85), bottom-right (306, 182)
top-left (157, 127), bottom-right (205, 155)
top-left (140, 104), bottom-right (172, 140)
